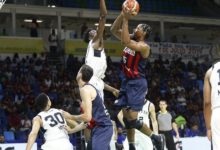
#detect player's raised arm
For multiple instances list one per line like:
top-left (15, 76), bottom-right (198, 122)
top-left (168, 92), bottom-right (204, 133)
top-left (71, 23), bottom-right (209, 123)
top-left (121, 12), bottom-right (150, 58)
top-left (149, 103), bottom-right (158, 134)
top-left (110, 12), bottom-right (123, 40)
top-left (93, 0), bottom-right (107, 43)
top-left (26, 116), bottom-right (41, 150)
top-left (203, 68), bottom-right (212, 141)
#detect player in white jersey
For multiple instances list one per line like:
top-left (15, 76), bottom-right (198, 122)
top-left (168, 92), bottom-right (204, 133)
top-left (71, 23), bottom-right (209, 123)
top-left (26, 93), bottom-right (73, 150)
top-left (123, 99), bottom-right (158, 150)
top-left (204, 62), bottom-right (220, 150)
top-left (83, 0), bottom-right (118, 99)
top-left (83, 1), bottom-right (119, 149)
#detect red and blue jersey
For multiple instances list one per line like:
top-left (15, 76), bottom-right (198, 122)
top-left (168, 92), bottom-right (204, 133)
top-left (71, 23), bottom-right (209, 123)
top-left (121, 47), bottom-right (147, 79)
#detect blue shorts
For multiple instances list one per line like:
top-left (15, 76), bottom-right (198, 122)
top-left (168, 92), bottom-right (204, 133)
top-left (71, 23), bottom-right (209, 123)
top-left (90, 126), bottom-right (113, 150)
top-left (115, 78), bottom-right (148, 111)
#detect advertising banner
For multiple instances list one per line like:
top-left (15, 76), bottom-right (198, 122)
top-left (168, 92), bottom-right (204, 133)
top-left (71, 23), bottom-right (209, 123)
top-left (0, 143), bottom-right (37, 150)
top-left (0, 37), bottom-right (44, 53)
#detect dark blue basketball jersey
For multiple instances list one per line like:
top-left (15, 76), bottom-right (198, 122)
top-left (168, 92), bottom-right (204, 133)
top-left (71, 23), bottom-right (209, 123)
top-left (85, 83), bottom-right (112, 127)
top-left (121, 47), bottom-right (147, 79)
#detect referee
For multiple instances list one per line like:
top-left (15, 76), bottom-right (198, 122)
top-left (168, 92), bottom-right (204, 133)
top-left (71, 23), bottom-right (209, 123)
top-left (157, 100), bottom-right (179, 150)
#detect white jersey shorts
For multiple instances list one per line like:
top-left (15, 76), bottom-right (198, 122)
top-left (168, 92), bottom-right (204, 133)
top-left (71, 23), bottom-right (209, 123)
top-left (41, 138), bottom-right (73, 150)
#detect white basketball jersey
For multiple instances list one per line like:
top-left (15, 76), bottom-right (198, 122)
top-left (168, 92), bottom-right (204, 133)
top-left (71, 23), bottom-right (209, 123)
top-left (85, 40), bottom-right (107, 79)
top-left (38, 108), bottom-right (69, 141)
top-left (138, 100), bottom-right (151, 127)
top-left (210, 62), bottom-right (220, 110)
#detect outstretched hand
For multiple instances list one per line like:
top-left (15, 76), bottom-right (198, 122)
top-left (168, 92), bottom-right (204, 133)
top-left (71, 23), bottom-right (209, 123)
top-left (122, 7), bottom-right (132, 19)
top-left (112, 89), bottom-right (120, 98)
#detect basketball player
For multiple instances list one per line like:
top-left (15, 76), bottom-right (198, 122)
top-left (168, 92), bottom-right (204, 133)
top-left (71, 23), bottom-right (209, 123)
top-left (64, 64), bottom-right (113, 150)
top-left (124, 99), bottom-right (159, 150)
top-left (83, 0), bottom-right (119, 99)
top-left (110, 10), bottom-right (165, 150)
top-left (204, 63), bottom-right (220, 150)
top-left (26, 93), bottom-right (73, 150)
top-left (83, 1), bottom-right (119, 149)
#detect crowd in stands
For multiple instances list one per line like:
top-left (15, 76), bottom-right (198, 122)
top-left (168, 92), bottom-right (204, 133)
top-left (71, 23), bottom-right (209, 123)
top-left (0, 52), bottom-right (210, 146)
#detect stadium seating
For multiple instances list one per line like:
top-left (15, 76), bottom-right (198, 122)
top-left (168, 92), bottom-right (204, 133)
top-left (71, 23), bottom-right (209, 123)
top-left (3, 131), bottom-right (15, 142)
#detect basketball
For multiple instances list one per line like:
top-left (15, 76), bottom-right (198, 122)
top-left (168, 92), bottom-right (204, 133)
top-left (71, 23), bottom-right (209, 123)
top-left (122, 0), bottom-right (140, 16)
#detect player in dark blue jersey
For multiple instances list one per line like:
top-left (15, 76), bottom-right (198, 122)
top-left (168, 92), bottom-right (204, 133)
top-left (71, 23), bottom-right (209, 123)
top-left (64, 65), bottom-right (113, 150)
top-left (111, 9), bottom-right (165, 150)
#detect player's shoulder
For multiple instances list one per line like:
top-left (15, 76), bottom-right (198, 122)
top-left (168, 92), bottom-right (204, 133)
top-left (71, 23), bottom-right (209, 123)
top-left (82, 84), bottom-right (96, 92)
top-left (33, 115), bottom-right (42, 123)
top-left (205, 67), bottom-right (212, 79)
top-left (138, 41), bottom-right (150, 49)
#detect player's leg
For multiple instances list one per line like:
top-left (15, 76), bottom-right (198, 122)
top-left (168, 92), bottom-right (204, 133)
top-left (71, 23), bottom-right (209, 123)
top-left (110, 120), bottom-right (117, 150)
top-left (124, 79), bottom-right (165, 150)
top-left (135, 131), bottom-right (154, 150)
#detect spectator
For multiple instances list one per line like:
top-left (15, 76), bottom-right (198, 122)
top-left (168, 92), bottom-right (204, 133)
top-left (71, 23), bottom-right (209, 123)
top-left (48, 29), bottom-right (58, 54)
top-left (0, 135), bottom-right (5, 143)
top-left (181, 35), bottom-right (189, 43)
top-left (171, 35), bottom-right (178, 43)
top-left (30, 18), bottom-right (38, 37)
top-left (80, 22), bottom-right (88, 38)
top-left (0, 28), bottom-right (8, 36)
top-left (60, 25), bottom-right (66, 54)
top-left (154, 32), bottom-right (161, 42)
top-left (20, 115), bottom-right (31, 132)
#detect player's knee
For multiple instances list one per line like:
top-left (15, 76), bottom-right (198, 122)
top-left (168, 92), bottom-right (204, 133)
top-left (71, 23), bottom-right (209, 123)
top-left (123, 118), bottom-right (143, 130)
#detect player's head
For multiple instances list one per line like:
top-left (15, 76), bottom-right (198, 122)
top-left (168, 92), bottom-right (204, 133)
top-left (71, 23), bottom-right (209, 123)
top-left (133, 24), bottom-right (152, 40)
top-left (159, 100), bottom-right (168, 111)
top-left (83, 28), bottom-right (97, 43)
top-left (76, 64), bottom-right (93, 83)
top-left (35, 93), bottom-right (51, 111)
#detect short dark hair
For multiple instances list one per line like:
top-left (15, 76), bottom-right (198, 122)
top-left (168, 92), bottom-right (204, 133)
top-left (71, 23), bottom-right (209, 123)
top-left (159, 99), bottom-right (167, 104)
top-left (35, 93), bottom-right (49, 111)
top-left (141, 24), bottom-right (152, 40)
top-left (80, 64), bottom-right (93, 82)
top-left (83, 28), bottom-right (93, 43)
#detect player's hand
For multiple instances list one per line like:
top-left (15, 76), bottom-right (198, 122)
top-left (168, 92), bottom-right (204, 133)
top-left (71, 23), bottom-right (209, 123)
top-left (112, 89), bottom-right (120, 97)
top-left (122, 8), bottom-right (132, 19)
top-left (207, 129), bottom-right (212, 141)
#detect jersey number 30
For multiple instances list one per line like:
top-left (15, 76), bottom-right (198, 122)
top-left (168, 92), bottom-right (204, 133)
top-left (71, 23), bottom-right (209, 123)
top-left (45, 112), bottom-right (65, 127)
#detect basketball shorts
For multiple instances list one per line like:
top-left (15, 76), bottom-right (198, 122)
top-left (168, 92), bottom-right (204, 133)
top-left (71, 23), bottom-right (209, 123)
top-left (115, 78), bottom-right (148, 111)
top-left (90, 126), bottom-right (113, 150)
top-left (41, 138), bottom-right (73, 150)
